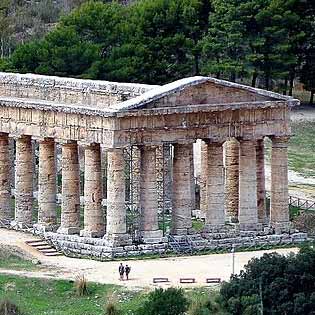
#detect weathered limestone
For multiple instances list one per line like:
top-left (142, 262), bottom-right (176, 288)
top-left (256, 139), bottom-right (266, 223)
top-left (15, 135), bottom-right (33, 226)
top-left (38, 138), bottom-right (57, 227)
top-left (0, 133), bottom-right (11, 220)
top-left (0, 72), bottom-right (297, 252)
top-left (81, 143), bottom-right (104, 238)
top-left (270, 136), bottom-right (290, 233)
top-left (199, 141), bottom-right (208, 214)
top-left (140, 145), bottom-right (163, 242)
top-left (105, 148), bottom-right (129, 244)
top-left (172, 143), bottom-right (193, 235)
top-left (205, 142), bottom-right (225, 227)
top-left (58, 141), bottom-right (80, 235)
top-left (224, 138), bottom-right (239, 222)
top-left (239, 140), bottom-right (258, 230)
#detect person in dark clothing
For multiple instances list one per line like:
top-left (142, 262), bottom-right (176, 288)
top-left (125, 265), bottom-right (131, 280)
top-left (119, 263), bottom-right (125, 280)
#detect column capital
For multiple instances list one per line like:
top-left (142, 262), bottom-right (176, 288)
top-left (58, 139), bottom-right (77, 145)
top-left (202, 139), bottom-right (224, 146)
top-left (270, 135), bottom-right (290, 147)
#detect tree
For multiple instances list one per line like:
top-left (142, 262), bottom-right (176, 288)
top-left (299, 0), bottom-right (315, 104)
top-left (220, 245), bottom-right (315, 315)
top-left (200, 0), bottom-right (247, 81)
top-left (137, 288), bottom-right (188, 315)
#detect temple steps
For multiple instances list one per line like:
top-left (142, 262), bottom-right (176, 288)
top-left (26, 239), bottom-right (63, 257)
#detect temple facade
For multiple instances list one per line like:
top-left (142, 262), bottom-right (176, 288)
top-left (0, 72), bottom-right (306, 257)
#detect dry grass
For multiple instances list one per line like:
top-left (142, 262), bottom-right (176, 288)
top-left (104, 291), bottom-right (121, 315)
top-left (0, 298), bottom-right (22, 315)
top-left (74, 274), bottom-right (89, 296)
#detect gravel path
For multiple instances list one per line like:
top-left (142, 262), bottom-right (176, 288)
top-left (0, 228), bottom-right (298, 289)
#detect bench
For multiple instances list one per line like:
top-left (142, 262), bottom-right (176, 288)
top-left (206, 278), bottom-right (221, 284)
top-left (180, 278), bottom-right (196, 284)
top-left (153, 277), bottom-right (169, 283)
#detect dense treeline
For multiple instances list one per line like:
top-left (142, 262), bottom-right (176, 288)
top-left (0, 0), bottom-right (314, 103)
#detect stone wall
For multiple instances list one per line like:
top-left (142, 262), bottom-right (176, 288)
top-left (43, 230), bottom-right (308, 259)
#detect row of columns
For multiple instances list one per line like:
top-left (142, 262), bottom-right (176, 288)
top-left (0, 132), bottom-right (290, 243)
top-left (201, 137), bottom-right (289, 232)
top-left (0, 134), bottom-right (196, 243)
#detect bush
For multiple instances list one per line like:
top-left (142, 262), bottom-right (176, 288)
top-left (104, 292), bottom-right (121, 315)
top-left (220, 246), bottom-right (315, 314)
top-left (74, 274), bottom-right (88, 296)
top-left (0, 298), bottom-right (22, 315)
top-left (137, 287), bottom-right (188, 315)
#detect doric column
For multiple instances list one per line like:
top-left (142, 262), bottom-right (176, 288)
top-left (140, 145), bottom-right (163, 242)
top-left (15, 135), bottom-right (33, 226)
top-left (224, 138), bottom-right (239, 222)
top-left (270, 136), bottom-right (290, 233)
top-left (256, 139), bottom-right (266, 223)
top-left (199, 141), bottom-right (208, 215)
top-left (38, 138), bottom-right (57, 227)
top-left (105, 148), bottom-right (129, 244)
top-left (238, 140), bottom-right (258, 230)
top-left (205, 141), bottom-right (225, 227)
top-left (58, 141), bottom-right (80, 234)
top-left (172, 143), bottom-right (193, 235)
top-left (81, 143), bottom-right (104, 237)
top-left (0, 133), bottom-right (12, 221)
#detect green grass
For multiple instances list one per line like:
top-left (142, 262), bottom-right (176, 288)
top-left (0, 248), bottom-right (39, 271)
top-left (288, 121), bottom-right (315, 177)
top-left (0, 274), bottom-right (220, 315)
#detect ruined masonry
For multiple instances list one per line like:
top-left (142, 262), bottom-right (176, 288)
top-left (0, 72), bottom-right (307, 258)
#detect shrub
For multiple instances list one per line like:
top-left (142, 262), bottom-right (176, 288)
top-left (137, 287), bottom-right (188, 315)
top-left (104, 302), bottom-right (120, 315)
top-left (0, 298), bottom-right (22, 315)
top-left (104, 292), bottom-right (121, 315)
top-left (74, 274), bottom-right (88, 296)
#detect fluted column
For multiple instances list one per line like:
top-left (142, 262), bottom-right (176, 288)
top-left (58, 141), bottom-right (80, 234)
top-left (38, 138), bottom-right (57, 227)
top-left (15, 135), bottom-right (33, 226)
top-left (205, 141), bottom-right (225, 227)
top-left (270, 136), bottom-right (290, 233)
top-left (224, 138), bottom-right (239, 222)
top-left (256, 139), bottom-right (266, 223)
top-left (140, 145), bottom-right (163, 242)
top-left (239, 140), bottom-right (258, 230)
top-left (200, 141), bottom-right (208, 215)
top-left (106, 148), bottom-right (129, 244)
top-left (0, 133), bottom-right (12, 221)
top-left (81, 143), bottom-right (104, 237)
top-left (172, 143), bottom-right (193, 235)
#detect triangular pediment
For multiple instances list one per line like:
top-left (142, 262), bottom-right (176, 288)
top-left (114, 76), bottom-right (297, 112)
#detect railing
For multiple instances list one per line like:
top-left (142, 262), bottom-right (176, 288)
top-left (266, 191), bottom-right (315, 212)
top-left (168, 235), bottom-right (194, 254)
top-left (289, 195), bottom-right (315, 211)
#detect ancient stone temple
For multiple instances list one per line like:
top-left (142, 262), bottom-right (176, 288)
top-left (0, 72), bottom-right (306, 258)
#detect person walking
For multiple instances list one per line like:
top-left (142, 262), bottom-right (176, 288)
top-left (125, 264), bottom-right (131, 280)
top-left (119, 263), bottom-right (125, 281)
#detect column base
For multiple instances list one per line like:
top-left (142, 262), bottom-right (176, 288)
top-left (57, 226), bottom-right (80, 235)
top-left (103, 233), bottom-right (132, 246)
top-left (171, 228), bottom-right (192, 236)
top-left (203, 224), bottom-right (227, 233)
top-left (10, 220), bottom-right (33, 229)
top-left (80, 229), bottom-right (105, 238)
top-left (270, 222), bottom-right (291, 234)
top-left (33, 223), bottom-right (58, 233)
top-left (238, 223), bottom-right (263, 231)
top-left (141, 230), bottom-right (165, 244)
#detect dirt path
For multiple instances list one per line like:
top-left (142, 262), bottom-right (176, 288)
top-left (0, 228), bottom-right (299, 289)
